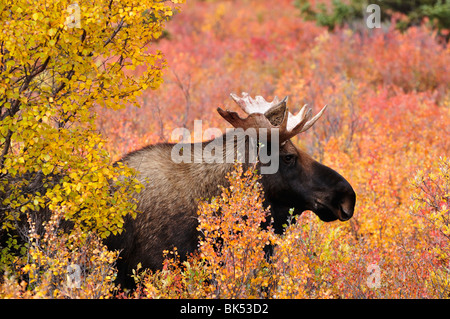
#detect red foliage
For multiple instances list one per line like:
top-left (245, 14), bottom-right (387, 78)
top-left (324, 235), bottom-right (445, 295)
top-left (96, 0), bottom-right (450, 298)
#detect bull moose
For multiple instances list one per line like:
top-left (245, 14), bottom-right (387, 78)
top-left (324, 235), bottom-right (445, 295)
top-left (106, 92), bottom-right (356, 288)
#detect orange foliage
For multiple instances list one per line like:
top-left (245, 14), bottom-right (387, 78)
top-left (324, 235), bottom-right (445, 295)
top-left (8, 0), bottom-right (446, 298)
top-left (95, 0), bottom-right (450, 299)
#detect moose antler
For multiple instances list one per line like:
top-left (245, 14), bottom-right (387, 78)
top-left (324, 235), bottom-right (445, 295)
top-left (217, 92), bottom-right (327, 142)
top-left (229, 92), bottom-right (283, 114)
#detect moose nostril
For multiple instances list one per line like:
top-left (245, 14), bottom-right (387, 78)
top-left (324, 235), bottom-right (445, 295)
top-left (339, 193), bottom-right (355, 220)
top-left (340, 197), bottom-right (355, 219)
top-left (339, 183), bottom-right (356, 217)
top-left (339, 205), bottom-right (353, 220)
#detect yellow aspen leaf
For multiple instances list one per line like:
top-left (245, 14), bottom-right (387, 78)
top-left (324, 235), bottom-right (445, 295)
top-left (47, 28), bottom-right (57, 37)
top-left (31, 12), bottom-right (40, 21)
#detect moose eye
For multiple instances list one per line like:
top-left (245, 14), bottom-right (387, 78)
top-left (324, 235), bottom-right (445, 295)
top-left (282, 154), bottom-right (296, 164)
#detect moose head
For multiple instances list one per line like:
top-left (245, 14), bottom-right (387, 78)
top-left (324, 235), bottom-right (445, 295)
top-left (217, 92), bottom-right (356, 232)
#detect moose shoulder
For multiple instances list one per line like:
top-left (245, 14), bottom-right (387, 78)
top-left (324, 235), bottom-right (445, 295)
top-left (105, 92), bottom-right (356, 288)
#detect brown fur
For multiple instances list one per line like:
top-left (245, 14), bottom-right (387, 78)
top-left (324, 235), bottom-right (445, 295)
top-left (106, 139), bottom-right (240, 287)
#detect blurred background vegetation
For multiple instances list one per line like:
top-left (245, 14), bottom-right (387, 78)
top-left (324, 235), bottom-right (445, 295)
top-left (294, 0), bottom-right (450, 39)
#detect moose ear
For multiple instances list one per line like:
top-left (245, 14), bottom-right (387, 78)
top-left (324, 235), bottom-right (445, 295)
top-left (264, 96), bottom-right (288, 126)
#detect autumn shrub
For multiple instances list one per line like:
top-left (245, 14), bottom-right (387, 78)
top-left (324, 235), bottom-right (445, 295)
top-left (271, 211), bottom-right (347, 298)
top-left (295, 0), bottom-right (450, 37)
top-left (3, 0), bottom-right (447, 299)
top-left (0, 207), bottom-right (118, 298)
top-left (129, 151), bottom-right (450, 299)
top-left (411, 156), bottom-right (450, 298)
top-left (96, 0), bottom-right (450, 299)
top-left (196, 164), bottom-right (275, 298)
top-left (0, 0), bottom-right (183, 297)
top-left (132, 164), bottom-right (274, 298)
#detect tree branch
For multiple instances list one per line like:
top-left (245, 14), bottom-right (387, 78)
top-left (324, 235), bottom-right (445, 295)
top-left (103, 17), bottom-right (125, 47)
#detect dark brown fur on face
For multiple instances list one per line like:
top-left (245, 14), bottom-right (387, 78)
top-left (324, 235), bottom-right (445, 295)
top-left (106, 94), bottom-right (356, 289)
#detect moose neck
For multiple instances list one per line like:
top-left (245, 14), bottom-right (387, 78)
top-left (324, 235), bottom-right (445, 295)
top-left (172, 132), bottom-right (256, 199)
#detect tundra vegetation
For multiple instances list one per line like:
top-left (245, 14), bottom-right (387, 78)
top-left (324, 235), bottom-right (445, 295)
top-left (106, 92), bottom-right (356, 289)
top-left (1, 0), bottom-right (450, 298)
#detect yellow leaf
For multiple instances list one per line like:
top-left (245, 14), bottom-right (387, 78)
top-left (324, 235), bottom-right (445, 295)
top-left (48, 28), bottom-right (57, 36)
